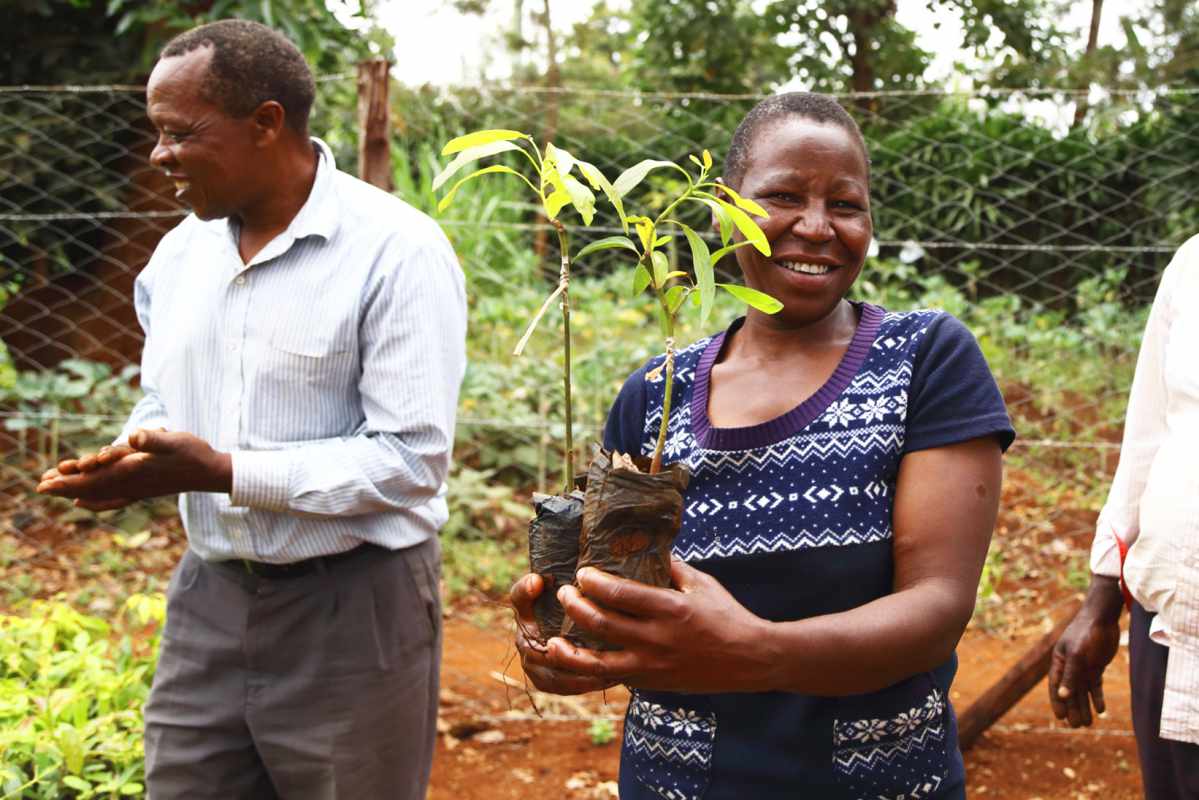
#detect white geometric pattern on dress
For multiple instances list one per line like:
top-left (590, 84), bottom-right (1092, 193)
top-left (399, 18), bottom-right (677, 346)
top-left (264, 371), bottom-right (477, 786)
top-left (625, 696), bottom-right (716, 800)
top-left (688, 426), bottom-right (905, 477)
top-left (674, 526), bottom-right (891, 562)
top-left (835, 689), bottom-right (946, 746)
top-left (832, 688), bottom-right (949, 796)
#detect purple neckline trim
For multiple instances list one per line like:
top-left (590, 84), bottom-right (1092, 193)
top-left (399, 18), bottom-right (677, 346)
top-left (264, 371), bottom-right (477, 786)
top-left (690, 302), bottom-right (885, 451)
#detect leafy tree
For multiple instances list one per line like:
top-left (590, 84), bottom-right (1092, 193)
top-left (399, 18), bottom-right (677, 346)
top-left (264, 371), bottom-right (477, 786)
top-left (4, 0), bottom-right (386, 85)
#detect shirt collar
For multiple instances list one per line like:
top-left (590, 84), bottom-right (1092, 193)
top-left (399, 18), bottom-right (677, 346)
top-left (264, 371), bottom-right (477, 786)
top-left (284, 137), bottom-right (340, 242)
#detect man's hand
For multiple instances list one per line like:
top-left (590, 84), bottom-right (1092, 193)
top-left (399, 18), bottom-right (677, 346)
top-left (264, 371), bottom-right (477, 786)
top-left (36, 429), bottom-right (231, 508)
top-left (510, 573), bottom-right (618, 696)
top-left (542, 561), bottom-right (775, 693)
top-left (1048, 575), bottom-right (1124, 727)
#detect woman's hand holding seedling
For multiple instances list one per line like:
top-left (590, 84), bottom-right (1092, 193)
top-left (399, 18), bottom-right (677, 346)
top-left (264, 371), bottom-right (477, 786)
top-left (510, 573), bottom-right (621, 695)
top-left (543, 562), bottom-right (777, 694)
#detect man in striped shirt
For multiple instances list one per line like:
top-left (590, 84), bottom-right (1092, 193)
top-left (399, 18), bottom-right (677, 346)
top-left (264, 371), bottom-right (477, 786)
top-left (36, 20), bottom-right (466, 800)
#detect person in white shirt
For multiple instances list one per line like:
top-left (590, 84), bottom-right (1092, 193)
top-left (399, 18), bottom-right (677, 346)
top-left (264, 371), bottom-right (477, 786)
top-left (35, 20), bottom-right (466, 800)
top-left (1050, 234), bottom-right (1199, 800)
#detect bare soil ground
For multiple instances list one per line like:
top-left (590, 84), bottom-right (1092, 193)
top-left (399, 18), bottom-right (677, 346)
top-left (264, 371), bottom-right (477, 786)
top-left (0, 465), bottom-right (1144, 799)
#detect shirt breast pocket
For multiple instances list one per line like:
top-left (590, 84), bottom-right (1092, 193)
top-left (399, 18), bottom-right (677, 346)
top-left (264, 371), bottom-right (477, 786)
top-left (264, 327), bottom-right (357, 389)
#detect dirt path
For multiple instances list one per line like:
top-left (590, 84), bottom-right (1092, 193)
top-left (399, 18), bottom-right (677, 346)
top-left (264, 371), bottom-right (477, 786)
top-left (430, 609), bottom-right (1143, 799)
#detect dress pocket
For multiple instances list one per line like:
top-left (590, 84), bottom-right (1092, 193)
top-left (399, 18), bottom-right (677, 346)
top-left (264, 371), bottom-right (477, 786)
top-left (624, 693), bottom-right (716, 800)
top-left (832, 683), bottom-right (950, 799)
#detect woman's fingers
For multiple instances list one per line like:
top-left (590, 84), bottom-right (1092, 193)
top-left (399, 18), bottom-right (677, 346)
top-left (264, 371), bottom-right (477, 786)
top-left (510, 573), bottom-right (544, 627)
top-left (574, 567), bottom-right (681, 617)
top-left (557, 583), bottom-right (654, 648)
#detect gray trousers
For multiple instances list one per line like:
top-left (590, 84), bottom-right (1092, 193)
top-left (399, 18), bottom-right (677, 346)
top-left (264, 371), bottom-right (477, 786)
top-left (144, 539), bottom-right (441, 800)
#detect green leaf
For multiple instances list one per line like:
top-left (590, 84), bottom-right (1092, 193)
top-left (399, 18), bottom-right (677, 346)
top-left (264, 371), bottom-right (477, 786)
top-left (562, 175), bottom-right (596, 225)
top-left (63, 777), bottom-right (91, 792)
top-left (632, 217), bottom-right (655, 252)
top-left (651, 251), bottom-right (669, 288)
top-left (653, 235), bottom-right (672, 247)
top-left (438, 165), bottom-right (528, 212)
top-left (713, 197), bottom-right (770, 255)
top-left (662, 270), bottom-right (689, 281)
top-left (58, 725), bottom-right (84, 774)
top-left (576, 235), bottom-right (639, 260)
top-left (702, 149), bottom-right (713, 170)
top-left (711, 242), bottom-right (750, 264)
top-left (544, 187), bottom-right (571, 220)
top-left (714, 184), bottom-right (768, 218)
top-left (699, 198), bottom-right (734, 245)
top-left (577, 160), bottom-right (627, 233)
top-left (689, 154), bottom-right (704, 169)
top-left (633, 264), bottom-right (652, 295)
top-left (432, 140), bottom-right (522, 191)
top-left (545, 142), bottom-right (577, 176)
top-left (614, 159), bottom-right (680, 197)
top-left (682, 226), bottom-right (715, 325)
top-left (718, 283), bottom-right (783, 314)
top-left (665, 285), bottom-right (689, 314)
top-left (441, 129), bottom-right (528, 156)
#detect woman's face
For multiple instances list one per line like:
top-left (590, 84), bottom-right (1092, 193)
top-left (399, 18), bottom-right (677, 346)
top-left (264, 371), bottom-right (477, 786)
top-left (730, 116), bottom-right (872, 328)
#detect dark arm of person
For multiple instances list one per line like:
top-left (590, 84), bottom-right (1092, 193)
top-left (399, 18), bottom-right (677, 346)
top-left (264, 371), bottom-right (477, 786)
top-left (1047, 576), bottom-right (1123, 727)
top-left (38, 428), bottom-right (230, 509)
top-left (542, 435), bottom-right (1002, 695)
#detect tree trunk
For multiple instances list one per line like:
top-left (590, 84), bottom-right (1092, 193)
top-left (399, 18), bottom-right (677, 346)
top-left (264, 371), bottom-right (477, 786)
top-left (1072, 0), bottom-right (1104, 127)
top-left (847, 0), bottom-right (895, 118)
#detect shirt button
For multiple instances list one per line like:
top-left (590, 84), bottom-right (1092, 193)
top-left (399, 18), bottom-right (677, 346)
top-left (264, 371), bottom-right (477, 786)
top-left (235, 275), bottom-right (247, 285)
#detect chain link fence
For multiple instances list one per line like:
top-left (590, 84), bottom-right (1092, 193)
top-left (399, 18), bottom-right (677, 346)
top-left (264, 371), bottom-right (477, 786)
top-left (1, 76), bottom-right (1198, 730)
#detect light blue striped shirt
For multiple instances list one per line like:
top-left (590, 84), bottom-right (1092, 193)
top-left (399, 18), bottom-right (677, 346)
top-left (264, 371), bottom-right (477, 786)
top-left (120, 139), bottom-right (467, 563)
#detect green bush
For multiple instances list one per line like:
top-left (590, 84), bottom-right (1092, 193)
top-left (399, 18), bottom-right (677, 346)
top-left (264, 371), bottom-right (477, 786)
top-left (0, 594), bottom-right (163, 800)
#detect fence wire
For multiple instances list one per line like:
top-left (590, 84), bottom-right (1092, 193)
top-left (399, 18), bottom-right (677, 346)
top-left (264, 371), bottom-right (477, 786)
top-left (1, 78), bottom-right (1197, 730)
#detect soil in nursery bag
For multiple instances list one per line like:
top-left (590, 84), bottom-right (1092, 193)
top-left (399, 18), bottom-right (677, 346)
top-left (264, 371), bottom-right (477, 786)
top-left (562, 450), bottom-right (690, 650)
top-left (527, 489), bottom-right (585, 643)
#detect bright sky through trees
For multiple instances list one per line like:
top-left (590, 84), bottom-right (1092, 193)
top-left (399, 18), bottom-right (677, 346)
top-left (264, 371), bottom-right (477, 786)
top-left (377, 0), bottom-right (1144, 87)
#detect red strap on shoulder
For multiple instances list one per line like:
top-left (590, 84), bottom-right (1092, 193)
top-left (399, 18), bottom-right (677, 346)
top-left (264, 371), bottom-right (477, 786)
top-left (1116, 535), bottom-right (1134, 611)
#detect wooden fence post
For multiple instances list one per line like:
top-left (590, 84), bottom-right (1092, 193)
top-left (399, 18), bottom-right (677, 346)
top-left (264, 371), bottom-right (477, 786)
top-left (356, 58), bottom-right (393, 192)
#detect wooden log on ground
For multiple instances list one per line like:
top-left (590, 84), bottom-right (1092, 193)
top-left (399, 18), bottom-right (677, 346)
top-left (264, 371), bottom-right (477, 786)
top-left (958, 601), bottom-right (1081, 751)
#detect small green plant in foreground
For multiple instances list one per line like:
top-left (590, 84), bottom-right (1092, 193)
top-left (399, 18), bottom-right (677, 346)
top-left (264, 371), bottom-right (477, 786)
top-left (588, 717), bottom-right (616, 746)
top-left (0, 594), bottom-right (164, 799)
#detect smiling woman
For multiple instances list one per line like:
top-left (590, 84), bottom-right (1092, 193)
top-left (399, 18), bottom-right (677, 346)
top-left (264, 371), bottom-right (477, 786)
top-left (512, 92), bottom-right (1016, 800)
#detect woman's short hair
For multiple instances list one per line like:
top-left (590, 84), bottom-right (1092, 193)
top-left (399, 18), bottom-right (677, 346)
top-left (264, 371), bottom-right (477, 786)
top-left (724, 92), bottom-right (869, 187)
top-left (161, 19), bottom-right (315, 133)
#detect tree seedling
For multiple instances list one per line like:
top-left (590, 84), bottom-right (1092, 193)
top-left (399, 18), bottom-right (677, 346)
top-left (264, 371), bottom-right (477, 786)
top-left (578, 149), bottom-right (781, 472)
top-left (435, 128), bottom-right (624, 490)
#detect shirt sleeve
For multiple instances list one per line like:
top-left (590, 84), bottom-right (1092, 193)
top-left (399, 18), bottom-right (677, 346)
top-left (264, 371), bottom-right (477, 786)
top-left (903, 313), bottom-right (1015, 455)
top-left (1088, 257), bottom-right (1178, 578)
top-left (229, 233), bottom-right (467, 516)
top-left (116, 239), bottom-right (172, 445)
top-left (603, 363), bottom-right (651, 456)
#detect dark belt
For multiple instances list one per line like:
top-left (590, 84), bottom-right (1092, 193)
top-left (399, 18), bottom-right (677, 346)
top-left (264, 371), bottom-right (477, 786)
top-left (234, 543), bottom-right (374, 579)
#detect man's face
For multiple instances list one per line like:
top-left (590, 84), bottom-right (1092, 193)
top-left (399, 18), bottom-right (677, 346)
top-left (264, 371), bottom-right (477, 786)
top-left (146, 48), bottom-right (260, 221)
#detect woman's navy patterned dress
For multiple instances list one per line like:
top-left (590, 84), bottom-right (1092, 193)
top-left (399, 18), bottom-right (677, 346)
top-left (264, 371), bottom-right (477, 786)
top-left (603, 303), bottom-right (1015, 800)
